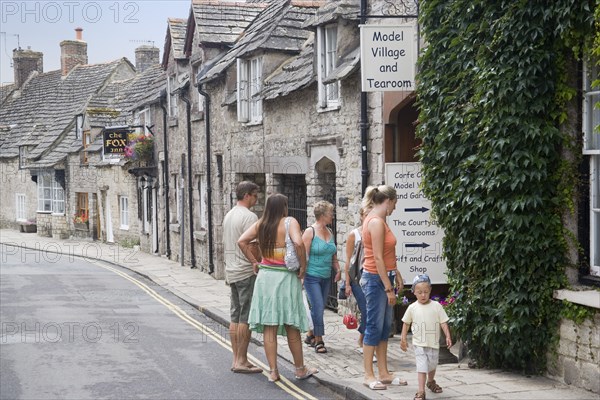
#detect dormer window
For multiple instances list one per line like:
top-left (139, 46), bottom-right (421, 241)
top-left (317, 24), bottom-right (340, 109)
top-left (237, 56), bottom-right (263, 124)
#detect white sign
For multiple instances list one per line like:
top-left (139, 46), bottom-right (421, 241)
top-left (385, 163), bottom-right (447, 284)
top-left (360, 25), bottom-right (415, 92)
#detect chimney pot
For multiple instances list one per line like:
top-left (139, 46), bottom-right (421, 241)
top-left (75, 27), bottom-right (83, 41)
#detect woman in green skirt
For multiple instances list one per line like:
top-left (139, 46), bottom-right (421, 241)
top-left (238, 193), bottom-right (318, 383)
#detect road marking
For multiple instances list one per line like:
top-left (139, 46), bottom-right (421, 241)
top-left (91, 260), bottom-right (317, 400)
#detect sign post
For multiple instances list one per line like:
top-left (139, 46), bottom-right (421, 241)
top-left (385, 163), bottom-right (447, 284)
top-left (360, 25), bottom-right (415, 92)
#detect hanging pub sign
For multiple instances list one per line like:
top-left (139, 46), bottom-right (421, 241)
top-left (360, 25), bottom-right (416, 92)
top-left (102, 128), bottom-right (129, 157)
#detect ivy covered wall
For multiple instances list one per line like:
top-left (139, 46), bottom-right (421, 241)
top-left (416, 0), bottom-right (596, 371)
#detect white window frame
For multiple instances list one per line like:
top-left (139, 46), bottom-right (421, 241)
top-left (16, 194), bottom-right (26, 221)
top-left (37, 171), bottom-right (64, 214)
top-left (75, 114), bottom-right (83, 140)
top-left (119, 196), bottom-right (129, 229)
top-left (583, 60), bottom-right (600, 276)
top-left (317, 24), bottom-right (340, 109)
top-left (141, 108), bottom-right (152, 135)
top-left (167, 75), bottom-right (178, 117)
top-left (237, 57), bottom-right (263, 124)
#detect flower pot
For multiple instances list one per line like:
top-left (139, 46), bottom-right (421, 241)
top-left (438, 328), bottom-right (458, 364)
top-left (74, 222), bottom-right (89, 231)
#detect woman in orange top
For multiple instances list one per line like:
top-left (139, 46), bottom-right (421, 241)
top-left (360, 185), bottom-right (406, 391)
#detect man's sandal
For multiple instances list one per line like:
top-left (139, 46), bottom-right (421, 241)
top-left (414, 392), bottom-right (426, 400)
top-left (426, 379), bottom-right (443, 393)
top-left (314, 341), bottom-right (327, 354)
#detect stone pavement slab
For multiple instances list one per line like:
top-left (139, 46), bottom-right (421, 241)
top-left (1, 229), bottom-right (599, 400)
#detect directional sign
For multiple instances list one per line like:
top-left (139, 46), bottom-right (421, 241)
top-left (385, 163), bottom-right (447, 284)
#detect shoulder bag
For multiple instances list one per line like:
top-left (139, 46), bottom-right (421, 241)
top-left (284, 217), bottom-right (301, 272)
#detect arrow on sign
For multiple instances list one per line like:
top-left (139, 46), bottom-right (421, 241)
top-left (404, 207), bottom-right (429, 213)
top-left (405, 243), bottom-right (430, 248)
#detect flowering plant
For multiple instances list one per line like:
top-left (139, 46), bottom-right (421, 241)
top-left (124, 133), bottom-right (154, 161)
top-left (73, 211), bottom-right (89, 224)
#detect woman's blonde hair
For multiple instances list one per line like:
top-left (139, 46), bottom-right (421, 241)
top-left (362, 185), bottom-right (397, 210)
top-left (314, 200), bottom-right (334, 219)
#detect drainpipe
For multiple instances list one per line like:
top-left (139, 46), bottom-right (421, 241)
top-left (196, 83), bottom-right (214, 275)
top-left (159, 92), bottom-right (171, 258)
top-left (179, 90), bottom-right (197, 269)
top-left (360, 0), bottom-right (370, 195)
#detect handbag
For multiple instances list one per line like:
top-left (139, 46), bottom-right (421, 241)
top-left (343, 312), bottom-right (358, 330)
top-left (284, 217), bottom-right (301, 272)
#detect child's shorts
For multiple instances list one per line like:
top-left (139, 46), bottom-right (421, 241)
top-left (415, 345), bottom-right (439, 373)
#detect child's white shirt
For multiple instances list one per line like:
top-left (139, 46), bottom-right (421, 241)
top-left (402, 300), bottom-right (449, 349)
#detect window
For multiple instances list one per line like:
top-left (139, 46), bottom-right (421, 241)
top-left (16, 194), bottom-right (26, 221)
top-left (237, 57), bottom-right (263, 123)
top-left (143, 108), bottom-right (152, 135)
top-left (583, 60), bottom-right (600, 277)
top-left (75, 114), bottom-right (83, 140)
top-left (167, 75), bottom-right (178, 117)
top-left (75, 192), bottom-right (88, 223)
top-left (120, 196), bottom-right (129, 229)
top-left (317, 24), bottom-right (340, 108)
top-left (37, 171), bottom-right (64, 214)
top-left (192, 65), bottom-right (205, 112)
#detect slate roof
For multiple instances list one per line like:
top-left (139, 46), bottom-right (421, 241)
top-left (302, 0), bottom-right (359, 28)
top-left (199, 0), bottom-right (322, 84)
top-left (262, 35), bottom-right (316, 100)
top-left (87, 64), bottom-right (166, 128)
top-left (0, 59), bottom-right (132, 168)
top-left (162, 18), bottom-right (188, 66)
top-left (322, 45), bottom-right (360, 84)
top-left (190, 1), bottom-right (267, 46)
top-left (0, 83), bottom-right (16, 106)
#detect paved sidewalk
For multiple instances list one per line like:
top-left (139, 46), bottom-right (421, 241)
top-left (1, 229), bottom-right (598, 400)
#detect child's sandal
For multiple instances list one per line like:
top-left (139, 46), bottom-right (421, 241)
top-left (414, 392), bottom-right (426, 400)
top-left (304, 334), bottom-right (315, 347)
top-left (426, 379), bottom-right (443, 393)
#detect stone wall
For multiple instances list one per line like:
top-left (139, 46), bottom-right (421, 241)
top-left (0, 158), bottom-right (37, 229)
top-left (547, 315), bottom-right (600, 394)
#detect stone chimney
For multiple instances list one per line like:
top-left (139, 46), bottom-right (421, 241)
top-left (13, 47), bottom-right (43, 87)
top-left (60, 27), bottom-right (88, 76)
top-left (135, 45), bottom-right (160, 73)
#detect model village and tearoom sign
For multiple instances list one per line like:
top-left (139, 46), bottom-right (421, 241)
top-left (360, 25), bottom-right (416, 92)
top-left (386, 163), bottom-right (448, 284)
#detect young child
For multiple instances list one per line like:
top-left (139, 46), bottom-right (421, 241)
top-left (400, 274), bottom-right (452, 400)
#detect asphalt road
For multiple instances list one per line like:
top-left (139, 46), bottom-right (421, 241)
top-left (0, 247), bottom-right (342, 400)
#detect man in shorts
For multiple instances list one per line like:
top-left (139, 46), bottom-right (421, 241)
top-left (223, 181), bottom-right (261, 373)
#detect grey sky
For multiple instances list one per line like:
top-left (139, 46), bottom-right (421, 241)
top-left (0, 1), bottom-right (190, 85)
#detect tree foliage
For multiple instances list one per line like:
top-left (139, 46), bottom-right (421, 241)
top-left (416, 0), bottom-right (596, 372)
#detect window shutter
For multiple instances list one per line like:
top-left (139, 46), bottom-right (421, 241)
top-left (237, 58), bottom-right (249, 122)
